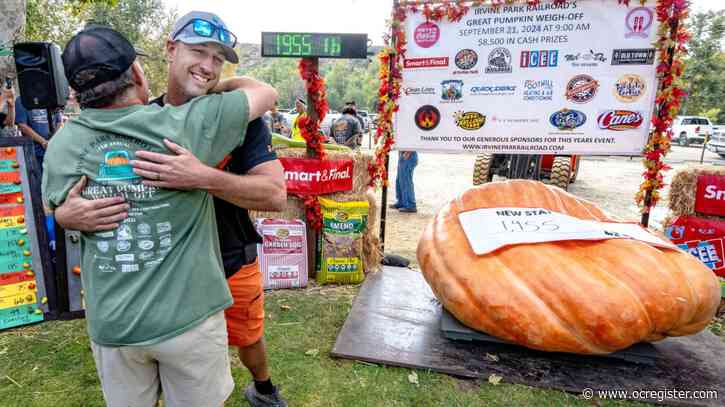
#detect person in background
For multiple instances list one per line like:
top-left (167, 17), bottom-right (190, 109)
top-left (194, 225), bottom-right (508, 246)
top-left (330, 106), bottom-right (362, 149)
top-left (344, 100), bottom-right (365, 132)
top-left (290, 97), bottom-right (307, 141)
top-left (15, 93), bottom-right (63, 175)
top-left (0, 82), bottom-right (16, 136)
top-left (267, 101), bottom-right (289, 136)
top-left (390, 151), bottom-right (418, 213)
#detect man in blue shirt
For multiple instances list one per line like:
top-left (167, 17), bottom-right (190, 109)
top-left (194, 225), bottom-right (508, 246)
top-left (15, 96), bottom-right (63, 174)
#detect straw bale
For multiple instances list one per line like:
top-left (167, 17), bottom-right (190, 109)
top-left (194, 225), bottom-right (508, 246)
top-left (668, 165), bottom-right (725, 218)
top-left (250, 149), bottom-right (381, 275)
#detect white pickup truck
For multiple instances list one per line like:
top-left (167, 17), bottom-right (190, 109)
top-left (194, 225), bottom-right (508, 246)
top-left (670, 116), bottom-right (713, 147)
top-left (706, 125), bottom-right (725, 158)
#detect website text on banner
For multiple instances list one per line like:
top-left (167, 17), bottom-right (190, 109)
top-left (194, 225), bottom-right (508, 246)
top-left (394, 0), bottom-right (661, 156)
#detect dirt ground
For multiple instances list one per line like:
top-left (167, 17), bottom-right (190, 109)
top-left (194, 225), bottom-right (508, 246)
top-left (374, 145), bottom-right (725, 266)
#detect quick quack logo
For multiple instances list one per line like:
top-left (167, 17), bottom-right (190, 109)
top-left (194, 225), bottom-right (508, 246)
top-left (453, 111), bottom-right (486, 131)
top-left (414, 105), bottom-right (441, 131)
top-left (441, 80), bottom-right (463, 102)
top-left (97, 150), bottom-right (141, 182)
top-left (470, 84), bottom-right (516, 96)
top-left (550, 109), bottom-right (587, 131)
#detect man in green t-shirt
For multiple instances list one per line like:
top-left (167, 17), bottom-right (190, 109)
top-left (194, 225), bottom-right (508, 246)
top-left (41, 27), bottom-right (277, 407)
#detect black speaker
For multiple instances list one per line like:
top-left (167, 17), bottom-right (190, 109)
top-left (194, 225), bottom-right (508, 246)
top-left (13, 42), bottom-right (69, 110)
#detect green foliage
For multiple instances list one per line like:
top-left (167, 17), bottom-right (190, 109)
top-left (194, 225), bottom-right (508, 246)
top-left (24, 0), bottom-right (175, 97)
top-left (681, 11), bottom-right (725, 124)
top-left (240, 57), bottom-right (381, 112)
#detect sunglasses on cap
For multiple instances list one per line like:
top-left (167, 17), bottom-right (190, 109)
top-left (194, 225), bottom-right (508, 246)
top-left (173, 18), bottom-right (238, 48)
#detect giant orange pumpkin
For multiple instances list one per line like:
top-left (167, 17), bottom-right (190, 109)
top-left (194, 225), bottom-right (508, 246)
top-left (417, 180), bottom-right (721, 354)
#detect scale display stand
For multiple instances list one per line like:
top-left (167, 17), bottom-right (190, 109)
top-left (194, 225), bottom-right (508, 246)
top-left (0, 137), bottom-right (58, 330)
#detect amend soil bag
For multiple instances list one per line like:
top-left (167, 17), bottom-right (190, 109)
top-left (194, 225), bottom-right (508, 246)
top-left (316, 197), bottom-right (369, 284)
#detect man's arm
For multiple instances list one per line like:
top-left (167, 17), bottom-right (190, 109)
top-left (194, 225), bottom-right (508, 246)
top-left (18, 124), bottom-right (48, 149)
top-left (211, 76), bottom-right (278, 122)
top-left (53, 176), bottom-right (129, 231)
top-left (131, 139), bottom-right (286, 211)
top-left (1, 88), bottom-right (14, 127)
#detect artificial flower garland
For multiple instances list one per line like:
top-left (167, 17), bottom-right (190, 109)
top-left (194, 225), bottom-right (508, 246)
top-left (297, 58), bottom-right (329, 230)
top-left (370, 0), bottom-right (690, 220)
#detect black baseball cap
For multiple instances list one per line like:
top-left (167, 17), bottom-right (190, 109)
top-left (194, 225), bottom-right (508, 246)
top-left (62, 27), bottom-right (147, 92)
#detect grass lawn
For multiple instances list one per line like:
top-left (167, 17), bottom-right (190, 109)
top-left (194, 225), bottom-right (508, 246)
top-left (0, 284), bottom-right (662, 407)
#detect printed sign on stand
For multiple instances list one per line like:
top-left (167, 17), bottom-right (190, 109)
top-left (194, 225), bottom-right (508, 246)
top-left (665, 216), bottom-right (725, 277)
top-left (395, 0), bottom-right (661, 155)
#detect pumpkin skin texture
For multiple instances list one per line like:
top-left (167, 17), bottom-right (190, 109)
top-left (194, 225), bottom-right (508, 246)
top-left (416, 180), bottom-right (721, 354)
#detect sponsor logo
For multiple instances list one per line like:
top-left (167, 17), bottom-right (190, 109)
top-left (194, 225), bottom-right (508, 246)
top-left (403, 86), bottom-right (436, 96)
top-left (117, 240), bottom-right (131, 252)
top-left (138, 240), bottom-right (154, 251)
top-left (441, 80), bottom-right (463, 102)
top-left (470, 84), bottom-right (516, 96)
top-left (454, 111), bottom-right (486, 130)
top-left (137, 223), bottom-right (151, 235)
top-left (97, 241), bottom-right (109, 253)
top-left (156, 222), bottom-right (171, 234)
top-left (614, 74), bottom-right (646, 103)
top-left (98, 264), bottom-right (116, 273)
top-left (549, 109), bottom-right (587, 131)
top-left (625, 7), bottom-right (654, 39)
top-left (335, 211), bottom-right (349, 222)
top-left (276, 228), bottom-right (290, 239)
top-left (485, 48), bottom-right (512, 74)
top-left (403, 57), bottom-right (449, 69)
top-left (139, 251), bottom-right (154, 261)
top-left (95, 231), bottom-right (114, 238)
top-left (611, 48), bottom-right (656, 65)
top-left (523, 80), bottom-right (554, 101)
top-left (159, 234), bottom-right (171, 248)
top-left (115, 254), bottom-right (135, 262)
top-left (414, 21), bottom-right (440, 48)
top-left (453, 49), bottom-right (478, 74)
top-left (597, 110), bottom-right (644, 131)
top-left (414, 105), bottom-right (441, 131)
top-left (564, 49), bottom-right (607, 67)
top-left (565, 74), bottom-right (599, 104)
top-left (117, 224), bottom-right (133, 240)
top-left (520, 50), bottom-right (558, 68)
top-left (121, 264), bottom-right (140, 273)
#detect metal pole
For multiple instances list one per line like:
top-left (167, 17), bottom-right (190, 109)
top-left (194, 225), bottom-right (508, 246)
top-left (641, 12), bottom-right (680, 227)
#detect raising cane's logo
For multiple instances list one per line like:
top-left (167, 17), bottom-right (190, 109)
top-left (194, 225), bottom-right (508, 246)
top-left (597, 110), bottom-right (644, 131)
top-left (414, 21), bottom-right (440, 48)
top-left (415, 105), bottom-right (441, 131)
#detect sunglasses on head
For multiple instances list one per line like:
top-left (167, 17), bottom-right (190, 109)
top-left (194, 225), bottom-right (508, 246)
top-left (173, 18), bottom-right (237, 48)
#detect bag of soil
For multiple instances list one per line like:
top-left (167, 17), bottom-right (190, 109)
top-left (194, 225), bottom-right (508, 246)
top-left (316, 197), bottom-right (369, 284)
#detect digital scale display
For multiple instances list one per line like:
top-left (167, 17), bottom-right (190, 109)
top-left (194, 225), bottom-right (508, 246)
top-left (261, 32), bottom-right (368, 59)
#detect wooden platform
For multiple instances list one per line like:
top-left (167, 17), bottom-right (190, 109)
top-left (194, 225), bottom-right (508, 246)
top-left (331, 266), bottom-right (725, 406)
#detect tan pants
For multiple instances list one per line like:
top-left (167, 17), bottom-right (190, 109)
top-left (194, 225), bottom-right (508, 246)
top-left (90, 311), bottom-right (233, 407)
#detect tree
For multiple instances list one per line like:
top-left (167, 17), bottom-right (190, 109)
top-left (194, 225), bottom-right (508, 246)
top-left (680, 10), bottom-right (725, 123)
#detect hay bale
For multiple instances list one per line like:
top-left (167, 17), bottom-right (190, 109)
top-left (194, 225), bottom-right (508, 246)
top-left (668, 165), bottom-right (725, 217)
top-left (250, 148), bottom-right (381, 275)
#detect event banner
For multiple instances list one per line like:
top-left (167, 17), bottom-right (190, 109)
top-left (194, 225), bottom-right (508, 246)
top-left (280, 157), bottom-right (354, 196)
top-left (395, 0), bottom-right (661, 155)
top-left (665, 216), bottom-right (725, 277)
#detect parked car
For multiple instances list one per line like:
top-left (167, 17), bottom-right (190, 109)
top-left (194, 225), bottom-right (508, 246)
top-left (670, 116), bottom-right (713, 147)
top-left (706, 125), bottom-right (725, 158)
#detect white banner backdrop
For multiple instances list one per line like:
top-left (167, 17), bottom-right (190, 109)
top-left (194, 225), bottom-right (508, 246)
top-left (394, 0), bottom-right (662, 155)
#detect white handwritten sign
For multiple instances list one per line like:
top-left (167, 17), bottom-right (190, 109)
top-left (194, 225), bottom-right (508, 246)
top-left (458, 207), bottom-right (676, 255)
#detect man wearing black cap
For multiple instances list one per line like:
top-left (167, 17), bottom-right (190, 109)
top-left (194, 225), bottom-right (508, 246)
top-left (42, 26), bottom-right (277, 407)
top-left (52, 11), bottom-right (289, 407)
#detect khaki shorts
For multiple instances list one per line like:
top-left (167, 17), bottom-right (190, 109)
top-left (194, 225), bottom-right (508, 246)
top-left (90, 310), bottom-right (233, 407)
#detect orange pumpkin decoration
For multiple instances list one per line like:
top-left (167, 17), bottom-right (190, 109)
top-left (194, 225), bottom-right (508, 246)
top-left (417, 180), bottom-right (720, 354)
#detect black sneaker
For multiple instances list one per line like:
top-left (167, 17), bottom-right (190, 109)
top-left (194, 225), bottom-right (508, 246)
top-left (398, 207), bottom-right (418, 213)
top-left (244, 382), bottom-right (288, 407)
top-left (388, 203), bottom-right (401, 209)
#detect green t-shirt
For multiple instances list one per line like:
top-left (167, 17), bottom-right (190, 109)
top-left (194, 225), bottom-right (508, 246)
top-left (42, 91), bottom-right (249, 346)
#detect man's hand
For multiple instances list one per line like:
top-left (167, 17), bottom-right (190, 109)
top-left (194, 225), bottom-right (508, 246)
top-left (1, 87), bottom-right (14, 105)
top-left (54, 176), bottom-right (129, 232)
top-left (131, 139), bottom-right (213, 190)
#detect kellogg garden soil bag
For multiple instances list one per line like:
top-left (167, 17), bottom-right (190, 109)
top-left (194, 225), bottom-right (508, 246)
top-left (316, 197), bottom-right (369, 284)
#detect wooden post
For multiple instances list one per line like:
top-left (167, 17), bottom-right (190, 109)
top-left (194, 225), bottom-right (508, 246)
top-left (303, 57), bottom-right (320, 279)
top-left (641, 12), bottom-right (680, 228)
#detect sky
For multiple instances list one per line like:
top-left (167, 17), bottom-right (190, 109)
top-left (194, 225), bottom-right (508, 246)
top-left (162, 0), bottom-right (725, 46)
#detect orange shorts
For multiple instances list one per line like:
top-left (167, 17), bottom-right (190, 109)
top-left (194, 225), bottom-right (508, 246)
top-left (224, 259), bottom-right (265, 348)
